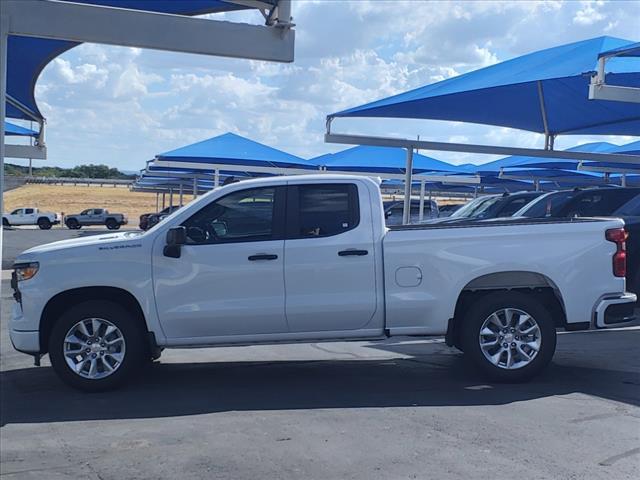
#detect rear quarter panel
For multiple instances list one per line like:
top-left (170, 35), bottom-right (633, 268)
top-left (383, 219), bottom-right (625, 335)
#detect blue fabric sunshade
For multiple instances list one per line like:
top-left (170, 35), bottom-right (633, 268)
top-left (311, 145), bottom-right (462, 174)
top-left (329, 36), bottom-right (640, 136)
top-left (6, 0), bottom-right (272, 120)
top-left (157, 132), bottom-right (317, 170)
top-left (4, 121), bottom-right (38, 137)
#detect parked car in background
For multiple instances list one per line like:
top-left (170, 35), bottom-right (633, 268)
top-left (65, 208), bottom-right (128, 230)
top-left (437, 203), bottom-right (464, 217)
top-left (383, 199), bottom-right (438, 225)
top-left (146, 205), bottom-right (181, 230)
top-left (139, 206), bottom-right (180, 230)
top-left (10, 175), bottom-right (636, 390)
top-left (513, 187), bottom-right (640, 219)
top-left (515, 187), bottom-right (640, 297)
top-left (2, 208), bottom-right (59, 230)
top-left (426, 191), bottom-right (543, 224)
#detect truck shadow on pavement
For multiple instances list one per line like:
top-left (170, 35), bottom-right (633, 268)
top-left (2, 330), bottom-right (639, 426)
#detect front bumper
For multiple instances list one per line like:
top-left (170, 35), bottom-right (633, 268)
top-left (10, 328), bottom-right (40, 354)
top-left (593, 293), bottom-right (637, 328)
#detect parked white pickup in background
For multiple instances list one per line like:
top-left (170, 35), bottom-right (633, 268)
top-left (2, 207), bottom-right (59, 230)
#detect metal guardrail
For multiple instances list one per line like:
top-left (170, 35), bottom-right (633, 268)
top-left (24, 176), bottom-right (133, 187)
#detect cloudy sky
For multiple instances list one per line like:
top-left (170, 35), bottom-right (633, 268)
top-left (14, 0), bottom-right (640, 171)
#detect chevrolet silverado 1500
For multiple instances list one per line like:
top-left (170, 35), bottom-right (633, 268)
top-left (10, 175), bottom-right (636, 390)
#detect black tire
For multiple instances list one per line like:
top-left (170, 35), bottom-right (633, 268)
top-left (105, 218), bottom-right (119, 230)
top-left (48, 300), bottom-right (148, 391)
top-left (460, 291), bottom-right (556, 382)
top-left (66, 218), bottom-right (80, 229)
top-left (2, 218), bottom-right (9, 227)
top-left (37, 217), bottom-right (52, 230)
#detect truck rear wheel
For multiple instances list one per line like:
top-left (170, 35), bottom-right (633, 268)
top-left (37, 217), bottom-right (52, 230)
top-left (105, 218), bottom-right (119, 230)
top-left (460, 291), bottom-right (556, 382)
top-left (48, 300), bottom-right (147, 391)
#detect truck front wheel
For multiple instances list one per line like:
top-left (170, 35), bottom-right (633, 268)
top-left (48, 300), bottom-right (147, 391)
top-left (2, 218), bottom-right (9, 227)
top-left (460, 291), bottom-right (556, 382)
top-left (37, 217), bottom-right (52, 230)
top-left (66, 218), bottom-right (81, 229)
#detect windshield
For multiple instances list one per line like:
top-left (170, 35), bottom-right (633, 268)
top-left (450, 196), bottom-right (499, 219)
top-left (513, 191), bottom-right (578, 217)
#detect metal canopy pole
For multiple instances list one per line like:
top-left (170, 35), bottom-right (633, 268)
top-left (193, 177), bottom-right (198, 198)
top-left (162, 192), bottom-right (166, 209)
top-left (179, 183), bottom-right (183, 206)
top-left (402, 148), bottom-right (414, 225)
top-left (169, 188), bottom-right (173, 209)
top-left (214, 169), bottom-right (220, 188)
top-left (0, 18), bottom-right (6, 264)
top-left (622, 174), bottom-right (627, 188)
top-left (418, 179), bottom-right (426, 222)
top-left (155, 192), bottom-right (159, 211)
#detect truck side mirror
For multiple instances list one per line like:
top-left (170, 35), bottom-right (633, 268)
top-left (164, 227), bottom-right (186, 258)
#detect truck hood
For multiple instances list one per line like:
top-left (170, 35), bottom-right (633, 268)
top-left (18, 231), bottom-right (145, 258)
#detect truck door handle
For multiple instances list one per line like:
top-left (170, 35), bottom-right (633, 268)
top-left (338, 249), bottom-right (368, 257)
top-left (248, 254), bottom-right (278, 261)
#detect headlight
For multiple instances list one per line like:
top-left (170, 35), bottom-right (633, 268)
top-left (14, 262), bottom-right (39, 282)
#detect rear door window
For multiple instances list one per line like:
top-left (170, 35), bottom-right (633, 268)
top-left (288, 184), bottom-right (359, 238)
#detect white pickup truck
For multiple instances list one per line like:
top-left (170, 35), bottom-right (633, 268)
top-left (3, 207), bottom-right (59, 230)
top-left (9, 175), bottom-right (637, 390)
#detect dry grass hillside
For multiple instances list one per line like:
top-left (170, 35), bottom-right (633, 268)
top-left (3, 184), bottom-right (185, 223)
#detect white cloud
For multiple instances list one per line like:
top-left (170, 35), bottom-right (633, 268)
top-left (573, 1), bottom-right (607, 26)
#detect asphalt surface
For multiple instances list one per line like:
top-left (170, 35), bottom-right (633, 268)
top-left (1, 229), bottom-right (640, 479)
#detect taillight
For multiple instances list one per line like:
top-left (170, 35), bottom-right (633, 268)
top-left (606, 228), bottom-right (627, 278)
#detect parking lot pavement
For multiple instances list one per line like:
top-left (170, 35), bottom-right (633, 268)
top-left (1, 279), bottom-right (639, 480)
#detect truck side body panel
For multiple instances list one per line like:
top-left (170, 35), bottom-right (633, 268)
top-left (383, 219), bottom-right (626, 335)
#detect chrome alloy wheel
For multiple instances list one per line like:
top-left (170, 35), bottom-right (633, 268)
top-left (478, 308), bottom-right (541, 370)
top-left (63, 318), bottom-right (126, 379)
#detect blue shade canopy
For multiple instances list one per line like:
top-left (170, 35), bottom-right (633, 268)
top-left (473, 141), bottom-right (620, 173)
top-left (611, 140), bottom-right (640, 155)
top-left (6, 0), bottom-right (268, 120)
top-left (157, 132), bottom-right (316, 169)
top-left (330, 36), bottom-right (640, 136)
top-left (4, 121), bottom-right (38, 137)
top-left (311, 145), bottom-right (460, 174)
top-left (600, 41), bottom-right (640, 58)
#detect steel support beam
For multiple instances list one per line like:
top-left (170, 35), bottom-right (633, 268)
top-left (4, 0), bottom-right (295, 63)
top-left (588, 83), bottom-right (640, 103)
top-left (324, 132), bottom-right (640, 165)
top-left (4, 144), bottom-right (47, 159)
top-left (589, 56), bottom-right (640, 104)
top-left (578, 163), bottom-right (640, 175)
top-left (153, 158), bottom-right (480, 184)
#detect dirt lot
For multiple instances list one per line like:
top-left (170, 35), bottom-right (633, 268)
top-left (3, 184), bottom-right (186, 221)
